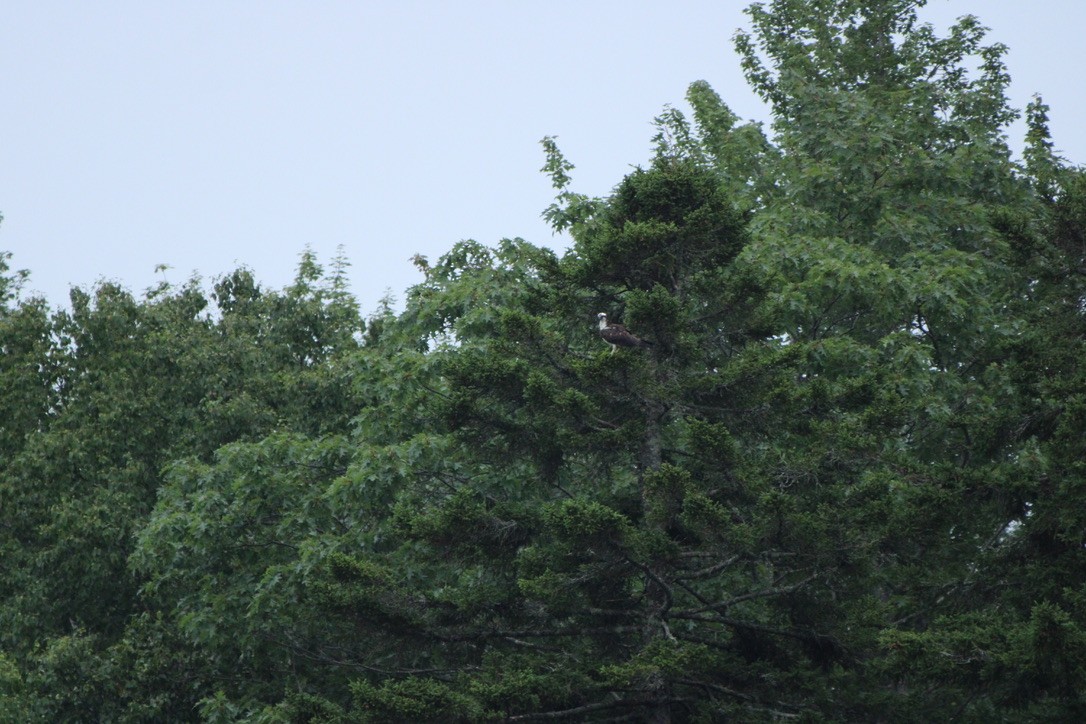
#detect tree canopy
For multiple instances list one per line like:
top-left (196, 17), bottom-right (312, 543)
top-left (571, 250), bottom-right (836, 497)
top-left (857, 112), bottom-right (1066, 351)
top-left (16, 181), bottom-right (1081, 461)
top-left (3, 1), bottom-right (1085, 720)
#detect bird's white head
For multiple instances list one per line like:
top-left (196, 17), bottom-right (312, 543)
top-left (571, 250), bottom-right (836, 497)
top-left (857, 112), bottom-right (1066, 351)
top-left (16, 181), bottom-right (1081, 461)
top-left (597, 312), bottom-right (608, 329)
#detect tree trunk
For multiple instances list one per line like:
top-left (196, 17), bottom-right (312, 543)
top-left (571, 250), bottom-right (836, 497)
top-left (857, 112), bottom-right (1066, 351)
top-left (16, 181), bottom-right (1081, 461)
top-left (640, 395), bottom-right (672, 723)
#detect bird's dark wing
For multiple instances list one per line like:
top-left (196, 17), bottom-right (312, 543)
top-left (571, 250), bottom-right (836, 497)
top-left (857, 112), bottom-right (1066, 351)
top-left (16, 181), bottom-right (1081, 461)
top-left (600, 323), bottom-right (647, 348)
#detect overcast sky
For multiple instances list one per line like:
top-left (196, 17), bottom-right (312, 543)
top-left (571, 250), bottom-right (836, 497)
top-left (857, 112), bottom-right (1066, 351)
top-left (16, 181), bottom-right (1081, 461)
top-left (2, 1), bottom-right (1084, 316)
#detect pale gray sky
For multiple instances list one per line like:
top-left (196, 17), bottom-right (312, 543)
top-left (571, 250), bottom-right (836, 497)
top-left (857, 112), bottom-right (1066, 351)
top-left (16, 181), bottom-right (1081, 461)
top-left (2, 1), bottom-right (1083, 315)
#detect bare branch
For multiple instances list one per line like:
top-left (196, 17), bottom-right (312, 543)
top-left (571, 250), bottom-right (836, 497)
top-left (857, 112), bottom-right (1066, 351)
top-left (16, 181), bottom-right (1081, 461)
top-left (675, 554), bottom-right (740, 581)
top-left (684, 573), bottom-right (819, 615)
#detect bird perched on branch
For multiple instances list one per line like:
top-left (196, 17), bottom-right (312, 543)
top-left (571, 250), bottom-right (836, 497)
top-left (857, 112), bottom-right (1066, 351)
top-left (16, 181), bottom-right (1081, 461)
top-left (597, 312), bottom-right (652, 354)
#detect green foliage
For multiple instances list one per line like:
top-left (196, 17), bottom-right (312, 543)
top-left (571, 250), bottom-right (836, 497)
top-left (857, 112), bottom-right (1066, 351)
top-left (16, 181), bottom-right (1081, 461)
top-left (3, 0), bottom-right (1085, 719)
top-left (568, 156), bottom-right (747, 299)
top-left (306, 552), bottom-right (419, 630)
top-left (0, 652), bottom-right (31, 722)
top-left (0, 251), bottom-right (364, 717)
top-left (351, 677), bottom-right (485, 723)
top-left (540, 136), bottom-right (603, 235)
top-left (542, 498), bottom-right (632, 544)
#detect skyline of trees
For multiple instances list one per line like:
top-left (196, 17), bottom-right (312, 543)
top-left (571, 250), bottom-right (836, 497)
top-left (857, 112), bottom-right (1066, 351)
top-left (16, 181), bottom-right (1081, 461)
top-left (3, 1), bottom-right (1086, 720)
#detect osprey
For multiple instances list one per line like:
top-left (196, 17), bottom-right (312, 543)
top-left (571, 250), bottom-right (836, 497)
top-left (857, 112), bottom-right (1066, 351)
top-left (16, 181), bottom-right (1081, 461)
top-left (597, 313), bottom-right (652, 353)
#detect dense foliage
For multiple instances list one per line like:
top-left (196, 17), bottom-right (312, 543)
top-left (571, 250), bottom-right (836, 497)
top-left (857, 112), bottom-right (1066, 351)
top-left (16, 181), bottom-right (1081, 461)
top-left (3, 1), bottom-right (1085, 720)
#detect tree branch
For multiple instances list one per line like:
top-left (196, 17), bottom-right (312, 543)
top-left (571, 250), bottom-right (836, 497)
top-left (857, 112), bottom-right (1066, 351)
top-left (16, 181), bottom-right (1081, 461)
top-left (683, 573), bottom-right (819, 615)
top-left (674, 554), bottom-right (740, 581)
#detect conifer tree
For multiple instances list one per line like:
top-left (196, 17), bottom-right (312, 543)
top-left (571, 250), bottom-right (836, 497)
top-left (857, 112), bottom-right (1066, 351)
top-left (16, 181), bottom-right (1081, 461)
top-left (4, 1), bottom-right (1084, 720)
